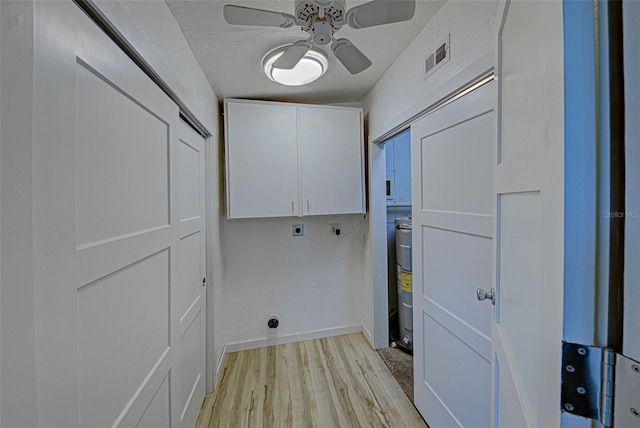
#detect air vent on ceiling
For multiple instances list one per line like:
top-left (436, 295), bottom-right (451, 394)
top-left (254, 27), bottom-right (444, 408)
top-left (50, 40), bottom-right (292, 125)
top-left (423, 34), bottom-right (450, 80)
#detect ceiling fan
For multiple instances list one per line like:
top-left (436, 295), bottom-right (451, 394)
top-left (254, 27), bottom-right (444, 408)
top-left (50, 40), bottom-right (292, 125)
top-left (223, 0), bottom-right (416, 75)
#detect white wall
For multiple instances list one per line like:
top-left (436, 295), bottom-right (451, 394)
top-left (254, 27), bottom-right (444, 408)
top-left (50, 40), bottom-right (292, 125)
top-left (364, 0), bottom-right (498, 141)
top-left (361, 0), bottom-right (498, 346)
top-left (222, 214), bottom-right (367, 349)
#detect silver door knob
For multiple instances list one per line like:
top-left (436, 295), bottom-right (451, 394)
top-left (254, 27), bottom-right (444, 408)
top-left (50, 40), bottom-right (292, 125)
top-left (476, 288), bottom-right (496, 305)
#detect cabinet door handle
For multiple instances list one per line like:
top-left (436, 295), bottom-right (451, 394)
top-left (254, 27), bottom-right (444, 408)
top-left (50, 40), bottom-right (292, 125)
top-left (307, 200), bottom-right (310, 212)
top-left (292, 201), bottom-right (295, 214)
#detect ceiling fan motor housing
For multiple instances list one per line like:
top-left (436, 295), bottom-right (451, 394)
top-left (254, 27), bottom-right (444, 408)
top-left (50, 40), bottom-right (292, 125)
top-left (295, 0), bottom-right (346, 41)
top-left (311, 21), bottom-right (332, 44)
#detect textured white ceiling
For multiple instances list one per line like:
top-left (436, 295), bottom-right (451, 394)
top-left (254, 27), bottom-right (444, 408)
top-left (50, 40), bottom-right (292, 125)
top-left (166, 0), bottom-right (446, 103)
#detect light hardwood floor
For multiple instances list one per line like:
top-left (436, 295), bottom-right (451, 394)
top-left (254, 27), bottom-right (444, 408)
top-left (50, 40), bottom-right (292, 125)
top-left (196, 333), bottom-right (427, 428)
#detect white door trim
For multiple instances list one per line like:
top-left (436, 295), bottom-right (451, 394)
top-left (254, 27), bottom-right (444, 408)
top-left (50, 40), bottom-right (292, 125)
top-left (622, 0), bottom-right (640, 361)
top-left (561, 0), bottom-right (599, 346)
top-left (204, 130), bottom-right (217, 393)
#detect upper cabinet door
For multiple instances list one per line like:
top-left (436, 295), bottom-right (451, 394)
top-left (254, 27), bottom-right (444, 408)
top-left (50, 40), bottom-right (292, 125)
top-left (299, 106), bottom-right (365, 216)
top-left (225, 101), bottom-right (299, 219)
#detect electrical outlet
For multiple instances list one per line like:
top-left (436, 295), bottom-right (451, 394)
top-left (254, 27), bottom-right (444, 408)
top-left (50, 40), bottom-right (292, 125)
top-left (330, 223), bottom-right (341, 236)
top-left (292, 225), bottom-right (304, 236)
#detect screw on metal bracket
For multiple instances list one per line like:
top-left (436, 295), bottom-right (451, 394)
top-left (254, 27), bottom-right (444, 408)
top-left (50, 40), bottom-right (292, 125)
top-left (578, 348), bottom-right (587, 356)
top-left (631, 408), bottom-right (640, 418)
top-left (577, 387), bottom-right (586, 395)
top-left (566, 365), bottom-right (576, 373)
top-left (565, 403), bottom-right (575, 412)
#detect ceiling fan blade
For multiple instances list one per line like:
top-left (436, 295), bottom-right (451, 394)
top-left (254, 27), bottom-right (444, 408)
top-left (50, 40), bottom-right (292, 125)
top-left (346, 0), bottom-right (416, 29)
top-left (223, 5), bottom-right (296, 28)
top-left (332, 38), bottom-right (372, 75)
top-left (272, 41), bottom-right (311, 70)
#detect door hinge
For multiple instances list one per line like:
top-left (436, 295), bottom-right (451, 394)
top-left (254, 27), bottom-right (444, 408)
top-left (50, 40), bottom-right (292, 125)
top-left (561, 341), bottom-right (640, 427)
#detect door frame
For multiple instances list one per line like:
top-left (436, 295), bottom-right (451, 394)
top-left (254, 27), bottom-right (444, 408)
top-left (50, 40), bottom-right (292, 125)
top-left (559, 0), bottom-right (599, 347)
top-left (203, 124), bottom-right (222, 393)
top-left (560, 1), bottom-right (608, 424)
top-left (622, 0), bottom-right (640, 360)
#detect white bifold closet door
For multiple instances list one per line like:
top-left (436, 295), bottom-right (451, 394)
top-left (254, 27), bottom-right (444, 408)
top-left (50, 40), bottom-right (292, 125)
top-left (32, 1), bottom-right (205, 427)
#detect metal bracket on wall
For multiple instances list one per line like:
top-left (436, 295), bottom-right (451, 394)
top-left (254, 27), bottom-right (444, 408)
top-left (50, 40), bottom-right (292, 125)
top-left (561, 342), bottom-right (640, 427)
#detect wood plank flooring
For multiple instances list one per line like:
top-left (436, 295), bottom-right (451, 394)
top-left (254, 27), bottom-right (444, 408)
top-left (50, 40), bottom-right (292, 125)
top-left (196, 333), bottom-right (426, 428)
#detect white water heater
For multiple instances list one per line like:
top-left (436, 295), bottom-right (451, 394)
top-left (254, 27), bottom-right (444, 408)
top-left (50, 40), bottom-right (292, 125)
top-left (395, 217), bottom-right (412, 350)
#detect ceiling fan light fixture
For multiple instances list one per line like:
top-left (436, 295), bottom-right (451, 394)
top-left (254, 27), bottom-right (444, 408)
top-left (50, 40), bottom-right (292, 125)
top-left (263, 45), bottom-right (328, 86)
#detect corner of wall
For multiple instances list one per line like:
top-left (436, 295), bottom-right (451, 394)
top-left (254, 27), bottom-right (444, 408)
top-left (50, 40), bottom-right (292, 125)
top-left (362, 324), bottom-right (374, 348)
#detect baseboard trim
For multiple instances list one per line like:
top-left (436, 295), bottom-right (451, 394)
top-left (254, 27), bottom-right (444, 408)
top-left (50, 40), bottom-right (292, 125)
top-left (226, 325), bottom-right (363, 353)
top-left (214, 344), bottom-right (227, 387)
top-left (362, 325), bottom-right (374, 348)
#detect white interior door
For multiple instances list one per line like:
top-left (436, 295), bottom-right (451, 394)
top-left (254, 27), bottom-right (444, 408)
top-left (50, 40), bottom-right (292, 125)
top-left (178, 122), bottom-right (207, 428)
top-left (31, 2), bottom-right (205, 426)
top-left (411, 81), bottom-right (495, 427)
top-left (491, 1), bottom-right (565, 426)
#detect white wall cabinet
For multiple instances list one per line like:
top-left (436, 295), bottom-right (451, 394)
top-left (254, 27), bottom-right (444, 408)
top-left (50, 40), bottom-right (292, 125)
top-left (224, 99), bottom-right (365, 219)
top-left (225, 101), bottom-right (299, 218)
